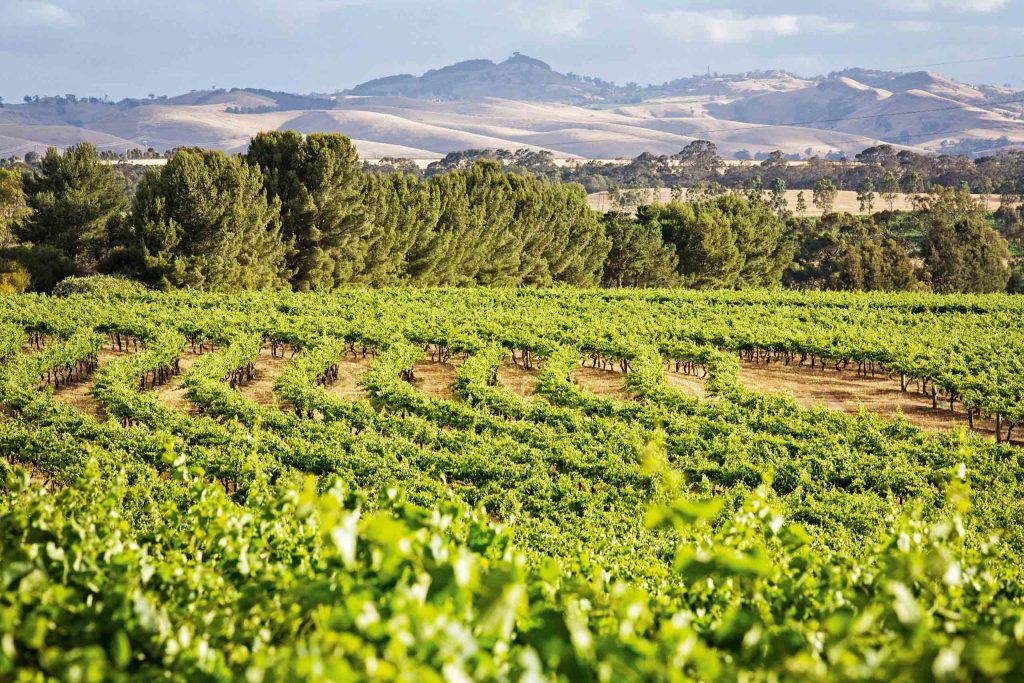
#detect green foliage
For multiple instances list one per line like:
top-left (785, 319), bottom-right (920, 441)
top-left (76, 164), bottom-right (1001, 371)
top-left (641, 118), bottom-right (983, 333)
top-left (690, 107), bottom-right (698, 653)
top-left (812, 178), bottom-right (839, 215)
top-left (0, 168), bottom-right (29, 244)
top-left (785, 214), bottom-right (920, 292)
top-left (645, 194), bottom-right (791, 288)
top-left (0, 260), bottom-right (30, 294)
top-left (123, 148), bottom-right (290, 290)
top-left (17, 143), bottom-right (128, 274)
top-left (921, 188), bottom-right (1011, 293)
top-left (247, 131), bottom-right (368, 291)
top-left (52, 274), bottom-right (147, 297)
top-left (0, 245), bottom-right (75, 293)
top-left (0, 288), bottom-right (1022, 679)
top-left (601, 212), bottom-right (679, 287)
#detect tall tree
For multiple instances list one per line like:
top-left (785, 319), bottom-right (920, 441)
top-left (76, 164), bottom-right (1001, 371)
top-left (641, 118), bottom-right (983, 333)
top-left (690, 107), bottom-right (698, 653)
top-left (795, 191), bottom-right (807, 216)
top-left (123, 148), bottom-right (289, 290)
top-left (642, 202), bottom-right (741, 289)
top-left (0, 169), bottom-right (29, 245)
top-left (769, 178), bottom-right (787, 216)
top-left (601, 212), bottom-right (679, 287)
top-left (920, 187), bottom-right (1010, 293)
top-left (856, 178), bottom-right (875, 213)
top-left (247, 131), bottom-right (367, 291)
top-left (357, 172), bottom-right (439, 285)
top-left (784, 214), bottom-right (919, 292)
top-left (812, 178), bottom-right (838, 215)
top-left (19, 143), bottom-right (128, 273)
top-left (880, 172), bottom-right (900, 212)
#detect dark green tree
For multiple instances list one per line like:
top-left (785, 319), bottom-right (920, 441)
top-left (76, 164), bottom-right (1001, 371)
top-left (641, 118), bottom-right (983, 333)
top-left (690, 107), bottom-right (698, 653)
top-left (246, 131), bottom-right (367, 291)
top-left (19, 143), bottom-right (128, 273)
top-left (0, 168), bottom-right (29, 246)
top-left (921, 188), bottom-right (1010, 293)
top-left (642, 202), bottom-right (741, 289)
top-left (601, 212), bottom-right (679, 287)
top-left (123, 148), bottom-right (289, 290)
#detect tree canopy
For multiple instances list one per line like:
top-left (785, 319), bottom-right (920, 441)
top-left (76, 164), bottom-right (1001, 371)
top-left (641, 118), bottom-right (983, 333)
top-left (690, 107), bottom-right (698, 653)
top-left (18, 143), bottom-right (127, 274)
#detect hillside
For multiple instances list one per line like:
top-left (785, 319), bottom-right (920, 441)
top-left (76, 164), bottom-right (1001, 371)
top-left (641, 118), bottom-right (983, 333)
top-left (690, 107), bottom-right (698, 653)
top-left (3, 56), bottom-right (1024, 160)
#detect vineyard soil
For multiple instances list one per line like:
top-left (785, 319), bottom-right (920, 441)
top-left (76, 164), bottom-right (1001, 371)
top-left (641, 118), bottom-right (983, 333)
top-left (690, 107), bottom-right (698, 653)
top-left (737, 361), bottom-right (1020, 444)
top-left (496, 358), bottom-right (540, 398)
top-left (51, 346), bottom-right (125, 420)
top-left (323, 356), bottom-right (371, 401)
top-left (237, 347), bottom-right (292, 408)
top-left (412, 358), bottom-right (460, 400)
top-left (571, 364), bottom-right (631, 400)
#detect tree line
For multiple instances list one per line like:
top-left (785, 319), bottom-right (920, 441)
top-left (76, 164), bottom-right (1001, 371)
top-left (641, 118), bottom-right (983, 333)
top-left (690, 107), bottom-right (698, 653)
top-left (0, 135), bottom-right (1018, 294)
top-left (391, 142), bottom-right (1024, 206)
top-left (1, 135), bottom-right (607, 291)
top-left (600, 185), bottom-right (1014, 294)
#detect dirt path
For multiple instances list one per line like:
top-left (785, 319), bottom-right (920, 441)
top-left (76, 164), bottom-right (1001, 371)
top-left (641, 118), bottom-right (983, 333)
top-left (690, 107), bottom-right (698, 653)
top-left (738, 361), bottom-right (1019, 444)
top-left (496, 359), bottom-right (540, 399)
top-left (324, 356), bottom-right (372, 401)
top-left (664, 368), bottom-right (706, 399)
top-left (236, 347), bottom-right (292, 409)
top-left (146, 351), bottom-right (201, 414)
top-left (571, 365), bottom-right (631, 400)
top-left (52, 347), bottom-right (127, 420)
top-left (412, 359), bottom-right (460, 401)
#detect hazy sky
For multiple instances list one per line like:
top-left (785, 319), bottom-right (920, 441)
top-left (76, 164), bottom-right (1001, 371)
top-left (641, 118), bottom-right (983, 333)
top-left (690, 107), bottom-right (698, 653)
top-left (2, 0), bottom-right (1023, 101)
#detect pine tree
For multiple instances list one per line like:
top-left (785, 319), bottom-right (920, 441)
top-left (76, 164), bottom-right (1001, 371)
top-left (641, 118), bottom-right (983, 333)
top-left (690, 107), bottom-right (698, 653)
top-left (19, 143), bottom-right (127, 273)
top-left (126, 149), bottom-right (288, 290)
top-left (0, 169), bottom-right (28, 245)
top-left (358, 173), bottom-right (438, 285)
top-left (602, 212), bottom-right (678, 287)
top-left (247, 132), bottom-right (367, 291)
top-left (646, 202), bottom-right (741, 289)
top-left (921, 187), bottom-right (1010, 293)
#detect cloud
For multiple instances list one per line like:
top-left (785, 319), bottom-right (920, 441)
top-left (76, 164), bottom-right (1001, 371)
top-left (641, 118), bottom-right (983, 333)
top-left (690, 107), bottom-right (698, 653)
top-left (253, 0), bottom-right (370, 29)
top-left (900, 0), bottom-right (1009, 11)
top-left (1, 1), bottom-right (78, 29)
top-left (505, 0), bottom-right (613, 37)
top-left (644, 10), bottom-right (854, 44)
top-left (893, 20), bottom-right (935, 32)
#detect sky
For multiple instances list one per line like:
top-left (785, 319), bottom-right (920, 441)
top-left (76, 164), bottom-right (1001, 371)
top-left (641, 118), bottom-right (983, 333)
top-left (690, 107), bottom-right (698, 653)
top-left (2, 0), bottom-right (1023, 102)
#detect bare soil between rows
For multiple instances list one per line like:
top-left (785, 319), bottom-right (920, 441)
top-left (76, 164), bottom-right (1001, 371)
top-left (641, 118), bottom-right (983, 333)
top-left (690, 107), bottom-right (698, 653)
top-left (52, 347), bottom-right (127, 421)
top-left (571, 365), bottom-right (632, 400)
top-left (496, 358), bottom-right (541, 399)
top-left (146, 350), bottom-right (201, 414)
top-left (411, 359), bottom-right (461, 401)
top-left (324, 356), bottom-right (373, 401)
top-left (737, 361), bottom-right (1018, 444)
top-left (236, 347), bottom-right (293, 409)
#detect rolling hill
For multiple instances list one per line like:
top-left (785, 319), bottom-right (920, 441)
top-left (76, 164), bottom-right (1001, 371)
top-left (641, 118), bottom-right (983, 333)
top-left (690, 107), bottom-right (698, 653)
top-left (3, 55), bottom-right (1023, 160)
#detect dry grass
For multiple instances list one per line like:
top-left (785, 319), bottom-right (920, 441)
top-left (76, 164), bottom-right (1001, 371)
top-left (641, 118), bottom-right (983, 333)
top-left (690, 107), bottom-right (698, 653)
top-left (571, 365), bottom-right (631, 400)
top-left (738, 361), bottom-right (1019, 444)
top-left (588, 188), bottom-right (1014, 217)
top-left (412, 359), bottom-right (460, 401)
top-left (324, 356), bottom-right (373, 401)
top-left (496, 358), bottom-right (541, 399)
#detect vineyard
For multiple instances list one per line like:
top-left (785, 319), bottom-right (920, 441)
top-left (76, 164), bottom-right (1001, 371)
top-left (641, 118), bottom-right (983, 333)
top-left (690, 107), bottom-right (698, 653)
top-left (3, 287), bottom-right (1024, 680)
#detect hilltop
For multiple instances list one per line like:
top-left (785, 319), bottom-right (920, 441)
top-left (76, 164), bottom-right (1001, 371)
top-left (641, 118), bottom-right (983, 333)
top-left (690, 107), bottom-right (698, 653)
top-left (3, 55), bottom-right (1023, 160)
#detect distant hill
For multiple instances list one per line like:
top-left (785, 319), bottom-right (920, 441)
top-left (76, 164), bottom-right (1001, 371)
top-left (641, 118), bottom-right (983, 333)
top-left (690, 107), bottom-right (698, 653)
top-left (3, 55), bottom-right (1024, 160)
